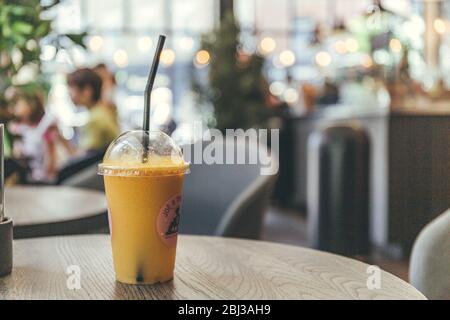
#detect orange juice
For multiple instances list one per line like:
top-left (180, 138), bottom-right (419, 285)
top-left (102, 158), bottom-right (188, 284)
top-left (99, 130), bottom-right (189, 285)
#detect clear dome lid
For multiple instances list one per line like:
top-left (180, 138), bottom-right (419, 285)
top-left (98, 130), bottom-right (189, 177)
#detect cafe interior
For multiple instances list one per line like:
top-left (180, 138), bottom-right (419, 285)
top-left (0, 0), bottom-right (448, 300)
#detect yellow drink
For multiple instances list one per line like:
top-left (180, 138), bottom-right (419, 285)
top-left (99, 131), bottom-right (189, 285)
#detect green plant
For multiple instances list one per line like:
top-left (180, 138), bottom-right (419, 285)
top-left (0, 0), bottom-right (86, 107)
top-left (194, 11), bottom-right (270, 132)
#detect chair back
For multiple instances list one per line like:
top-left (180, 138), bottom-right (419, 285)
top-left (180, 137), bottom-right (278, 239)
top-left (57, 149), bottom-right (105, 184)
top-left (410, 210), bottom-right (450, 300)
top-left (61, 162), bottom-right (104, 191)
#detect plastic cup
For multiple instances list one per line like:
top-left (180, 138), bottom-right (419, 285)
top-left (98, 130), bottom-right (189, 285)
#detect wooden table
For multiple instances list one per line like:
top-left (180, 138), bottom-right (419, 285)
top-left (6, 186), bottom-right (108, 239)
top-left (0, 235), bottom-right (426, 300)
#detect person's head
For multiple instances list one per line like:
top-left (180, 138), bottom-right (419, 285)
top-left (11, 92), bottom-right (45, 125)
top-left (94, 63), bottom-right (116, 86)
top-left (67, 68), bottom-right (103, 107)
top-left (93, 63), bottom-right (104, 77)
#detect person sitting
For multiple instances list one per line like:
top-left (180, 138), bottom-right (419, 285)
top-left (8, 92), bottom-right (73, 183)
top-left (67, 68), bottom-right (120, 153)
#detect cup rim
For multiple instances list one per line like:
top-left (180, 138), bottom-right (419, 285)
top-left (98, 162), bottom-right (190, 177)
top-left (0, 217), bottom-right (13, 225)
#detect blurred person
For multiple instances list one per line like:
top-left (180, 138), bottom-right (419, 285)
top-left (0, 101), bottom-right (25, 184)
top-left (93, 63), bottom-right (118, 112)
top-left (8, 92), bottom-right (73, 183)
top-left (67, 68), bottom-right (119, 153)
top-left (316, 79), bottom-right (340, 106)
top-left (300, 83), bottom-right (318, 112)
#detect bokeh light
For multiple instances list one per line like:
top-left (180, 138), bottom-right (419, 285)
top-left (138, 36), bottom-right (153, 52)
top-left (315, 51), bottom-right (332, 67)
top-left (258, 37), bottom-right (276, 55)
top-left (361, 54), bottom-right (373, 68)
top-left (195, 50), bottom-right (210, 67)
top-left (434, 18), bottom-right (447, 35)
top-left (113, 49), bottom-right (129, 68)
top-left (334, 40), bottom-right (347, 54)
top-left (389, 38), bottom-right (402, 53)
top-left (26, 40), bottom-right (38, 51)
top-left (89, 36), bottom-right (103, 52)
top-left (40, 45), bottom-right (57, 61)
top-left (180, 37), bottom-right (195, 51)
top-left (269, 81), bottom-right (286, 96)
top-left (373, 49), bottom-right (390, 65)
top-left (284, 88), bottom-right (299, 104)
top-left (345, 38), bottom-right (359, 53)
top-left (160, 49), bottom-right (176, 66)
top-left (279, 50), bottom-right (296, 67)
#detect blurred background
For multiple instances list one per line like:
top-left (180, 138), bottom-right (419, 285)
top-left (4, 0), bottom-right (450, 139)
top-left (1, 0), bottom-right (450, 294)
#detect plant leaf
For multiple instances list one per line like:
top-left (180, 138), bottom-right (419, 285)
top-left (65, 32), bottom-right (88, 49)
top-left (12, 21), bottom-right (33, 35)
top-left (35, 20), bottom-right (51, 37)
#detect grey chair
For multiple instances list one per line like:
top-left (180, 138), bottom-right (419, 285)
top-left (61, 162), bottom-right (105, 191)
top-left (180, 137), bottom-right (278, 239)
top-left (409, 210), bottom-right (450, 300)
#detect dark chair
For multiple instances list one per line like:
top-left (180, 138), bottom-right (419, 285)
top-left (60, 162), bottom-right (104, 191)
top-left (4, 158), bottom-right (28, 183)
top-left (180, 137), bottom-right (278, 239)
top-left (307, 124), bottom-right (370, 255)
top-left (57, 149), bottom-right (105, 185)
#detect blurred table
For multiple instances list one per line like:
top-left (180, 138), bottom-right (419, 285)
top-left (0, 235), bottom-right (426, 300)
top-left (6, 186), bottom-right (108, 239)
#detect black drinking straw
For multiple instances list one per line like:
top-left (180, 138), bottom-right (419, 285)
top-left (143, 35), bottom-right (166, 132)
top-left (142, 35), bottom-right (166, 162)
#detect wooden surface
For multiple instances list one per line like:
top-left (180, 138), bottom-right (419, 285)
top-left (6, 186), bottom-right (108, 239)
top-left (0, 235), bottom-right (426, 300)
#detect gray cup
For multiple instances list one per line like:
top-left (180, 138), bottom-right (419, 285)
top-left (0, 217), bottom-right (12, 276)
top-left (0, 124), bottom-right (12, 277)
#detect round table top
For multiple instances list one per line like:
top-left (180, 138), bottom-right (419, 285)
top-left (5, 186), bottom-right (108, 239)
top-left (0, 235), bottom-right (426, 300)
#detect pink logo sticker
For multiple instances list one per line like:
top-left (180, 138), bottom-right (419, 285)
top-left (157, 194), bottom-right (182, 246)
